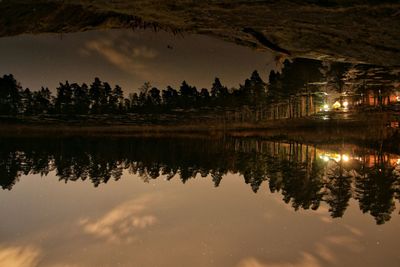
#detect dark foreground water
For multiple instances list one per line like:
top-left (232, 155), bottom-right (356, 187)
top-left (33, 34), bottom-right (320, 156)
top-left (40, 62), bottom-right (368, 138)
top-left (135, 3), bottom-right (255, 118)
top-left (0, 136), bottom-right (399, 267)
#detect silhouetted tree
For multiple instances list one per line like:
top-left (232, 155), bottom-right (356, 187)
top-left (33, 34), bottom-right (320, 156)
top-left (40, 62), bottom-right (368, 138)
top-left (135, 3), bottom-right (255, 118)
top-left (89, 77), bottom-right (103, 114)
top-left (111, 85), bottom-right (124, 113)
top-left (55, 81), bottom-right (73, 114)
top-left (148, 87), bottom-right (161, 106)
top-left (72, 83), bottom-right (90, 114)
top-left (0, 74), bottom-right (22, 114)
top-left (162, 86), bottom-right (179, 108)
top-left (211, 78), bottom-right (228, 101)
top-left (179, 81), bottom-right (198, 108)
top-left (21, 88), bottom-right (34, 115)
top-left (34, 87), bottom-right (52, 114)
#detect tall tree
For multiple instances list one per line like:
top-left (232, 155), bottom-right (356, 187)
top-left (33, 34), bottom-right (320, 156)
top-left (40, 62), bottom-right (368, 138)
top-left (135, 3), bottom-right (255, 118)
top-left (0, 74), bottom-right (22, 114)
top-left (179, 81), bottom-right (198, 107)
top-left (89, 77), bottom-right (103, 114)
top-left (211, 78), bottom-right (228, 99)
top-left (148, 87), bottom-right (161, 106)
top-left (162, 86), bottom-right (179, 108)
top-left (55, 81), bottom-right (73, 114)
top-left (111, 85), bottom-right (124, 113)
top-left (72, 83), bottom-right (90, 114)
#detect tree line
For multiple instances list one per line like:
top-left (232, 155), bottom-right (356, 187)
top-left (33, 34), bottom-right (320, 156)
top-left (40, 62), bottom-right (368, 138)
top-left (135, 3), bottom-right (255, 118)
top-left (0, 58), bottom-right (341, 117)
top-left (0, 70), bottom-right (269, 116)
top-left (2, 58), bottom-right (397, 118)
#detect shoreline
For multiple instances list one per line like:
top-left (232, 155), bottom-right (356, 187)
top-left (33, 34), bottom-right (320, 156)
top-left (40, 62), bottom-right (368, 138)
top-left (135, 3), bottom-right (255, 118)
top-left (0, 114), bottom-right (397, 138)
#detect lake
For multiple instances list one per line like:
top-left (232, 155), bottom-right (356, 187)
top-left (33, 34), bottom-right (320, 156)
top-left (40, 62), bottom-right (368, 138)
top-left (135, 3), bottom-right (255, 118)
top-left (0, 136), bottom-right (399, 267)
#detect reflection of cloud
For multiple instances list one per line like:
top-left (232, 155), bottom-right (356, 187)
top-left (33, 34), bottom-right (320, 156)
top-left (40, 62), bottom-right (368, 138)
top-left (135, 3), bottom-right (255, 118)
top-left (237, 253), bottom-right (320, 267)
top-left (344, 225), bottom-right (363, 237)
top-left (236, 258), bottom-right (267, 267)
top-left (83, 39), bottom-right (158, 80)
top-left (0, 245), bottom-right (41, 267)
top-left (258, 200), bottom-right (366, 266)
top-left (241, 234), bottom-right (364, 267)
top-left (315, 243), bottom-right (335, 264)
top-left (326, 236), bottom-right (364, 253)
top-left (79, 195), bottom-right (158, 244)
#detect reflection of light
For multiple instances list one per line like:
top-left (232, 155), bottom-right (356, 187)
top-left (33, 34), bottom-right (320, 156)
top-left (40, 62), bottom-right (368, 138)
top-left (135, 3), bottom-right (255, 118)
top-left (333, 101), bottom-right (341, 109)
top-left (319, 153), bottom-right (351, 163)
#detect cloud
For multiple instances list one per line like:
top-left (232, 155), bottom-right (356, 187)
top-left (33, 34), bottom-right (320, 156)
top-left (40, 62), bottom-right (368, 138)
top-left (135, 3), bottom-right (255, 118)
top-left (132, 46), bottom-right (158, 59)
top-left (83, 39), bottom-right (158, 81)
top-left (0, 245), bottom-right (41, 267)
top-left (79, 195), bottom-right (158, 244)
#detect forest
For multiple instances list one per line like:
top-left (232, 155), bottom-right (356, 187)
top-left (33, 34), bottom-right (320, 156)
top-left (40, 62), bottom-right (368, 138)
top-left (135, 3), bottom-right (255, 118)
top-left (1, 58), bottom-right (398, 124)
top-left (0, 59), bottom-right (338, 117)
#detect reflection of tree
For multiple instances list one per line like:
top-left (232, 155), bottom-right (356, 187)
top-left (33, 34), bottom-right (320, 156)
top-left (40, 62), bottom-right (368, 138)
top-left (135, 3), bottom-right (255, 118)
top-left (325, 160), bottom-right (353, 218)
top-left (0, 137), bottom-right (399, 224)
top-left (267, 144), bottom-right (324, 211)
top-left (0, 152), bottom-right (21, 190)
top-left (355, 153), bottom-right (397, 225)
top-left (235, 151), bottom-right (268, 193)
top-left (281, 161), bottom-right (323, 210)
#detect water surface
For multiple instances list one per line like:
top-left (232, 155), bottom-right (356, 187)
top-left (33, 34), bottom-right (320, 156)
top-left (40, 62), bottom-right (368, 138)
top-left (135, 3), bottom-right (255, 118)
top-left (1, 136), bottom-right (399, 267)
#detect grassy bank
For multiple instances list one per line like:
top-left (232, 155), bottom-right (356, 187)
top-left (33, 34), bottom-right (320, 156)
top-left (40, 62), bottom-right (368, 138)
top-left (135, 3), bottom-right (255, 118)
top-left (0, 111), bottom-right (398, 143)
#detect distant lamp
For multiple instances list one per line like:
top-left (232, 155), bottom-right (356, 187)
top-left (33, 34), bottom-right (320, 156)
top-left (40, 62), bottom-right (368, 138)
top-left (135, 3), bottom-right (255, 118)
top-left (342, 154), bottom-right (350, 162)
top-left (332, 101), bottom-right (341, 109)
top-left (343, 101), bottom-right (349, 108)
top-left (397, 96), bottom-right (400, 102)
top-left (323, 104), bottom-right (329, 112)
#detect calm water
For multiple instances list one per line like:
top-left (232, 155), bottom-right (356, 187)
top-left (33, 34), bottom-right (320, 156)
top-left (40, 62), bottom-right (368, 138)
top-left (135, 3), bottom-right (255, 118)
top-left (0, 136), bottom-right (399, 267)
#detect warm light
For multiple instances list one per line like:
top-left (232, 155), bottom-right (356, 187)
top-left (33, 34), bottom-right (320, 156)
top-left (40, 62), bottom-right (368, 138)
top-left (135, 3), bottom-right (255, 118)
top-left (342, 154), bottom-right (349, 162)
top-left (319, 155), bottom-right (329, 162)
top-left (343, 101), bottom-right (349, 108)
top-left (397, 96), bottom-right (400, 102)
top-left (323, 104), bottom-right (329, 112)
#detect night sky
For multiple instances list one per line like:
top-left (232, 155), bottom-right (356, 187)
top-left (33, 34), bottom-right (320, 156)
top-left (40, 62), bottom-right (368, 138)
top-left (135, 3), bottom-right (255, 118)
top-left (0, 29), bottom-right (274, 93)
